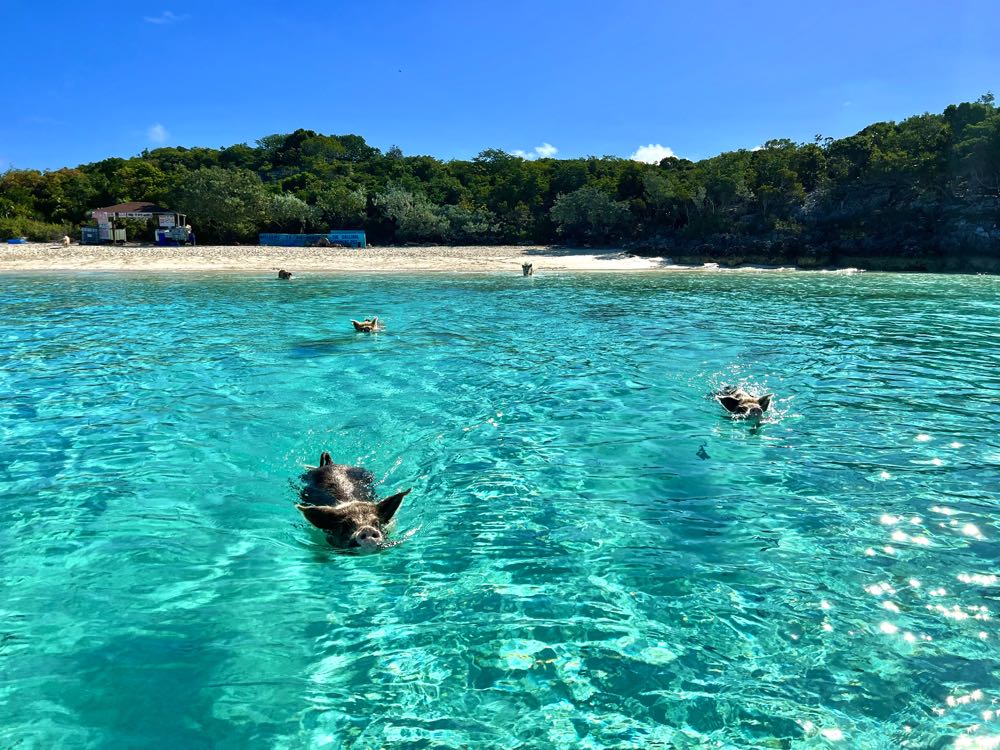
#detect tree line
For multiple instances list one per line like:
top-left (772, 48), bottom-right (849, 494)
top-left (2, 95), bottom-right (999, 270)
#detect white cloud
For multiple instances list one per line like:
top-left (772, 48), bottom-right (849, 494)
top-left (630, 144), bottom-right (675, 164)
top-left (144, 11), bottom-right (188, 24)
top-left (512, 143), bottom-right (559, 160)
top-left (751, 144), bottom-right (764, 152)
top-left (148, 123), bottom-right (169, 144)
top-left (21, 115), bottom-right (63, 126)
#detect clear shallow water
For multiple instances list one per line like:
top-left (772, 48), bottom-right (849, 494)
top-left (0, 270), bottom-right (998, 749)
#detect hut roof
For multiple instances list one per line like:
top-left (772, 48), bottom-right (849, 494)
top-left (93, 202), bottom-right (176, 215)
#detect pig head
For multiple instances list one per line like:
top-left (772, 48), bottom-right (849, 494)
top-left (714, 386), bottom-right (773, 419)
top-left (296, 451), bottom-right (410, 550)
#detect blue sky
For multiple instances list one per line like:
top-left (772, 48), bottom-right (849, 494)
top-left (2, 0), bottom-right (999, 170)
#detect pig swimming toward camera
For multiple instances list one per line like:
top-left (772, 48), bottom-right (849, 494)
top-left (296, 451), bottom-right (411, 550)
top-left (714, 386), bottom-right (774, 419)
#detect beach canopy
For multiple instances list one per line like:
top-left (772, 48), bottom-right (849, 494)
top-left (87, 201), bottom-right (189, 243)
top-left (91, 202), bottom-right (179, 219)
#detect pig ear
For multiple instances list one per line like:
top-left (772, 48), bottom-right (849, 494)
top-left (377, 488), bottom-right (411, 524)
top-left (717, 395), bottom-right (741, 413)
top-left (757, 394), bottom-right (773, 411)
top-left (320, 451), bottom-right (333, 467)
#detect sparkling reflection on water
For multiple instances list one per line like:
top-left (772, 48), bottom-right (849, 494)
top-left (0, 271), bottom-right (998, 749)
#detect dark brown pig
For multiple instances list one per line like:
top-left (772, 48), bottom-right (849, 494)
top-left (296, 451), bottom-right (410, 551)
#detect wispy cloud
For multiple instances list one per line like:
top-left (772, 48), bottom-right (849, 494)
top-left (144, 11), bottom-right (188, 24)
top-left (20, 115), bottom-right (65, 127)
top-left (630, 144), bottom-right (675, 164)
top-left (512, 143), bottom-right (559, 160)
top-left (148, 123), bottom-right (169, 144)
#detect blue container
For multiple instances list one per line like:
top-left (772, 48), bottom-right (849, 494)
top-left (155, 230), bottom-right (178, 246)
top-left (259, 231), bottom-right (366, 248)
top-left (6, 237), bottom-right (27, 244)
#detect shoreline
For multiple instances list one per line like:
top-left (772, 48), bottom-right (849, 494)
top-left (0, 242), bottom-right (836, 274)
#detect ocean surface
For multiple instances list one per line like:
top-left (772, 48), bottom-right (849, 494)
top-left (1, 270), bottom-right (998, 749)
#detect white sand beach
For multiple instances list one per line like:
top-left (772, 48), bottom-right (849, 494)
top-left (0, 243), bottom-right (810, 273)
top-left (0, 243), bottom-right (687, 273)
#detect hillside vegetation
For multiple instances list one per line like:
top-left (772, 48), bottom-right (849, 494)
top-left (2, 96), bottom-right (999, 270)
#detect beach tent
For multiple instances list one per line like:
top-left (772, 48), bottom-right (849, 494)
top-left (87, 202), bottom-right (188, 244)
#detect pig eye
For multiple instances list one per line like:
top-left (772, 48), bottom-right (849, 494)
top-left (320, 520), bottom-right (351, 537)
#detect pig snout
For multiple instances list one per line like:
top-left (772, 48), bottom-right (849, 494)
top-left (352, 527), bottom-right (383, 549)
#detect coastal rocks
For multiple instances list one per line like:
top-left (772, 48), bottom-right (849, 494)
top-left (632, 226), bottom-right (1000, 273)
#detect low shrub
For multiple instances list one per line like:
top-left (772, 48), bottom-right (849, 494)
top-left (0, 217), bottom-right (73, 241)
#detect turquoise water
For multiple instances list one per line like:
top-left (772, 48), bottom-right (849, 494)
top-left (1, 270), bottom-right (998, 749)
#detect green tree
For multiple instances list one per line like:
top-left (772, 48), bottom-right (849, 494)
top-left (954, 113), bottom-right (1000, 200)
top-left (315, 183), bottom-right (367, 229)
top-left (115, 161), bottom-right (170, 203)
top-left (373, 184), bottom-right (447, 242)
top-left (550, 186), bottom-right (632, 243)
top-left (169, 167), bottom-right (268, 243)
top-left (38, 168), bottom-right (97, 224)
top-left (440, 204), bottom-right (500, 244)
top-left (266, 193), bottom-right (321, 233)
top-left (0, 170), bottom-right (45, 218)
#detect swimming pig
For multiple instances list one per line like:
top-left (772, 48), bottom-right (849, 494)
top-left (296, 451), bottom-right (410, 550)
top-left (714, 386), bottom-right (773, 419)
top-left (351, 317), bottom-right (380, 332)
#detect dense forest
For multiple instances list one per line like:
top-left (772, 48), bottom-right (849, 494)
top-left (2, 96), bottom-right (999, 270)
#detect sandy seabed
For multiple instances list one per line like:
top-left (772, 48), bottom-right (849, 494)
top-left (0, 243), bottom-right (802, 274)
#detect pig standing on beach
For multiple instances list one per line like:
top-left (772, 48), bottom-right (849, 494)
top-left (296, 451), bottom-right (410, 551)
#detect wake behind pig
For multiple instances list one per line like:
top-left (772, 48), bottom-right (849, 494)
top-left (296, 451), bottom-right (411, 551)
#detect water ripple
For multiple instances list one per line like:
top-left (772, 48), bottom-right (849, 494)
top-left (0, 271), bottom-right (998, 749)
